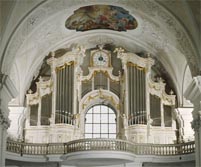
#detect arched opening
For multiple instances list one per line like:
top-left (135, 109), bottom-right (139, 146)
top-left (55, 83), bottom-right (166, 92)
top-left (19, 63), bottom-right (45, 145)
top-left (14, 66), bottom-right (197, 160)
top-left (85, 105), bottom-right (116, 138)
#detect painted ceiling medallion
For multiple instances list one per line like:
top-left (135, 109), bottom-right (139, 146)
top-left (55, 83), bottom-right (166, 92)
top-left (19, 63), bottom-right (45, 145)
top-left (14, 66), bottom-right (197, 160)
top-left (65, 5), bottom-right (138, 31)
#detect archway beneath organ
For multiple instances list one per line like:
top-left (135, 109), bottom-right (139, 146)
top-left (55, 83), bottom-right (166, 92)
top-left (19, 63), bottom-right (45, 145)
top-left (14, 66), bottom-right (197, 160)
top-left (85, 104), bottom-right (117, 139)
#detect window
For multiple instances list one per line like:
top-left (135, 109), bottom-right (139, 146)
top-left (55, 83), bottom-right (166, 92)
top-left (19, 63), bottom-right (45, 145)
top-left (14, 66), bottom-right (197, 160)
top-left (85, 105), bottom-right (116, 138)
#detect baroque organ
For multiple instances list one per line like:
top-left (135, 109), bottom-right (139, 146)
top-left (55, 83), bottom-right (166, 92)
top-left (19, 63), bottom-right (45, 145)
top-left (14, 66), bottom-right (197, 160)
top-left (25, 45), bottom-right (176, 144)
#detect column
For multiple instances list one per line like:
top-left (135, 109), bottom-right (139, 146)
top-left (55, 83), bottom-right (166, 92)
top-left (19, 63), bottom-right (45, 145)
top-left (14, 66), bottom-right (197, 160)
top-left (0, 114), bottom-right (10, 167)
top-left (0, 74), bottom-right (18, 167)
top-left (184, 76), bottom-right (201, 167)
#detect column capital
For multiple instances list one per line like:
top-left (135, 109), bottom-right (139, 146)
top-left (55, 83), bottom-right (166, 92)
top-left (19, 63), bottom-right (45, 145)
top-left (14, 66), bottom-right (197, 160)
top-left (0, 111), bottom-right (10, 129)
top-left (191, 115), bottom-right (201, 132)
top-left (0, 73), bottom-right (18, 129)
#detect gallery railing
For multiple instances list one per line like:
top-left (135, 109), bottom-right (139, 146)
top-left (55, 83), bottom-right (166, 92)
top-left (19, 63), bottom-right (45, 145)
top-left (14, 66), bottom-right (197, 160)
top-left (7, 139), bottom-right (195, 156)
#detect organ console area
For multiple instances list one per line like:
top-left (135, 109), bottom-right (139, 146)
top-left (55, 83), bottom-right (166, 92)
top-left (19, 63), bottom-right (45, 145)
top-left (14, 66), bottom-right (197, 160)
top-left (25, 45), bottom-right (176, 144)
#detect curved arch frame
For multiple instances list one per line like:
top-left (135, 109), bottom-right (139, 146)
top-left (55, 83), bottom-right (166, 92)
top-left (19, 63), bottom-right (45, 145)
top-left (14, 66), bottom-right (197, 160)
top-left (84, 104), bottom-right (117, 139)
top-left (79, 89), bottom-right (120, 138)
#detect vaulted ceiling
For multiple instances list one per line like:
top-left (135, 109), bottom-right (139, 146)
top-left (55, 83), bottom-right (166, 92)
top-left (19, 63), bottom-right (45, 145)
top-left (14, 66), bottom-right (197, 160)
top-left (0, 0), bottom-right (200, 107)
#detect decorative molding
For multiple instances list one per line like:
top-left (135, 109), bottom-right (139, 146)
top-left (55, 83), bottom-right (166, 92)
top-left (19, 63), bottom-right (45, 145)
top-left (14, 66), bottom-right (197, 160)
top-left (191, 117), bottom-right (201, 132)
top-left (0, 111), bottom-right (10, 129)
top-left (149, 76), bottom-right (175, 105)
top-left (1, 0), bottom-right (199, 76)
top-left (174, 108), bottom-right (185, 141)
top-left (88, 35), bottom-right (114, 45)
top-left (80, 89), bottom-right (120, 111)
top-left (26, 91), bottom-right (39, 105)
top-left (81, 67), bottom-right (120, 82)
top-left (26, 77), bottom-right (53, 105)
top-left (114, 47), bottom-right (154, 70)
top-left (24, 124), bottom-right (81, 143)
top-left (47, 45), bottom-right (86, 69)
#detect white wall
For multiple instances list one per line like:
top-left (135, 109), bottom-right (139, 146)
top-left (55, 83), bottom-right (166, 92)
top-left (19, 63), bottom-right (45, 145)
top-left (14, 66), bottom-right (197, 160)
top-left (8, 107), bottom-right (26, 140)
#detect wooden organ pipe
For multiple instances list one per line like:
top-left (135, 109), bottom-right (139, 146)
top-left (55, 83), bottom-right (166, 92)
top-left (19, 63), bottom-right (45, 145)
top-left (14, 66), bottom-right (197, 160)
top-left (30, 104), bottom-right (38, 126)
top-left (150, 94), bottom-right (161, 126)
top-left (41, 94), bottom-right (50, 125)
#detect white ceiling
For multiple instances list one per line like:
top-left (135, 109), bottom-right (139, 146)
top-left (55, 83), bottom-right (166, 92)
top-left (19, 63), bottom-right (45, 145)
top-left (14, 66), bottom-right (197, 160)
top-left (0, 0), bottom-right (200, 106)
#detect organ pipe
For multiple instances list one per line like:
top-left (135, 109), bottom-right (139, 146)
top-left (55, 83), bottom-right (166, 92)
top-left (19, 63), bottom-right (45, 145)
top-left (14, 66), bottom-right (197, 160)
top-left (128, 63), bottom-right (146, 125)
top-left (55, 62), bottom-right (74, 124)
top-left (41, 93), bottom-right (52, 125)
top-left (150, 94), bottom-right (161, 126)
top-left (30, 104), bottom-right (38, 126)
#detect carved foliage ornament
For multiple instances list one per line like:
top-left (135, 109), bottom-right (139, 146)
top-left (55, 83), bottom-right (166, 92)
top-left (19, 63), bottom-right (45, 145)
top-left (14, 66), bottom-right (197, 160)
top-left (191, 117), bottom-right (201, 132)
top-left (148, 76), bottom-right (175, 105)
top-left (0, 111), bottom-right (10, 129)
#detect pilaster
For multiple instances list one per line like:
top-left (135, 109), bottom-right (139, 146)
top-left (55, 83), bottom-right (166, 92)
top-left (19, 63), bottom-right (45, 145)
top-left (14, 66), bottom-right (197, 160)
top-left (0, 113), bottom-right (10, 166)
top-left (184, 76), bottom-right (201, 167)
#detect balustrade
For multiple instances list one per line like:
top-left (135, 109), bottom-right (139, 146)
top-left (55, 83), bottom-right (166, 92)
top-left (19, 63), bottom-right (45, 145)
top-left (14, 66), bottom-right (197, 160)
top-left (6, 139), bottom-right (195, 156)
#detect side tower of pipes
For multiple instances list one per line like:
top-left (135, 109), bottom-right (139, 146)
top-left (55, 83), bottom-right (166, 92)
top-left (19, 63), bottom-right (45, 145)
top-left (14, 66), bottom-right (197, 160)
top-left (115, 48), bottom-right (176, 143)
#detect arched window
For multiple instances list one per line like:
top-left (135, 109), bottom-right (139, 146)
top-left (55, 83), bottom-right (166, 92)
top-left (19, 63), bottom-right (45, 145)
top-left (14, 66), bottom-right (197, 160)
top-left (85, 105), bottom-right (116, 138)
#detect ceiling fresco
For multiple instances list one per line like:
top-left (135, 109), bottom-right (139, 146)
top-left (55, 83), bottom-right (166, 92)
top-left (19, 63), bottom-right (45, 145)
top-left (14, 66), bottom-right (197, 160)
top-left (65, 5), bottom-right (138, 31)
